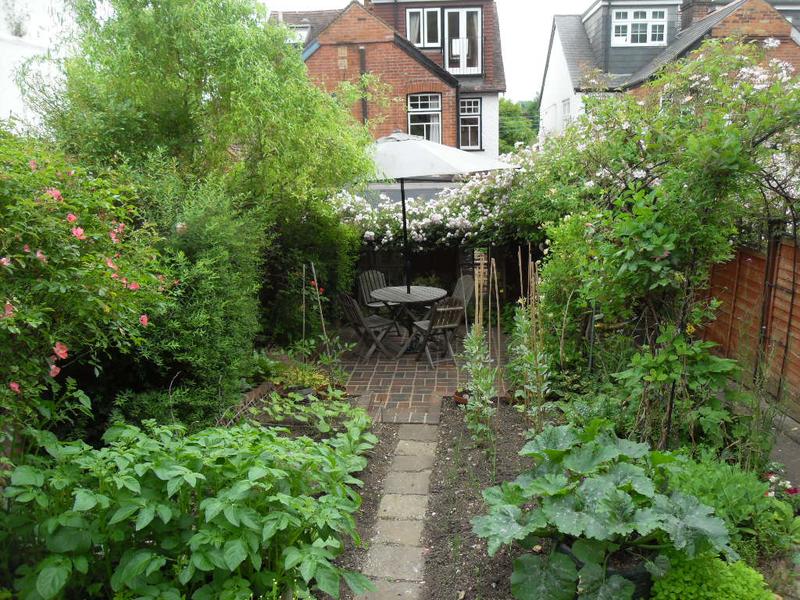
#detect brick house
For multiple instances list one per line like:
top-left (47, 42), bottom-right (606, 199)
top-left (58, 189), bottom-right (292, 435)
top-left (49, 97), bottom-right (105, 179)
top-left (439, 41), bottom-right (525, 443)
top-left (275, 0), bottom-right (506, 157)
top-left (539, 0), bottom-right (800, 138)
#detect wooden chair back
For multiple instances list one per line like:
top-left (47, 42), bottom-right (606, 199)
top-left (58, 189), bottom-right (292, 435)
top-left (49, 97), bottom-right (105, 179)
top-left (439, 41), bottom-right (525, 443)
top-left (340, 293), bottom-right (367, 330)
top-left (429, 297), bottom-right (465, 331)
top-left (452, 274), bottom-right (474, 307)
top-left (358, 270), bottom-right (388, 306)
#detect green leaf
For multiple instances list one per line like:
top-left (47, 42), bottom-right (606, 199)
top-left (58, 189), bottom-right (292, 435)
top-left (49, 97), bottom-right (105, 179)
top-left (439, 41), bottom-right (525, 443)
top-left (563, 443), bottom-right (620, 475)
top-left (314, 564), bottom-right (341, 599)
top-left (523, 474), bottom-right (570, 497)
top-left (613, 438), bottom-right (649, 460)
top-left (109, 503), bottom-right (139, 525)
top-left (111, 550), bottom-right (156, 592)
top-left (248, 466), bottom-right (269, 481)
top-left (156, 504), bottom-right (172, 524)
top-left (36, 563), bottom-right (71, 599)
top-left (542, 496), bottom-right (587, 538)
top-left (472, 505), bottom-right (547, 556)
top-left (223, 539), bottom-right (248, 571)
top-left (343, 571), bottom-right (376, 595)
top-left (136, 505), bottom-right (155, 531)
top-left (11, 465), bottom-right (45, 487)
top-left (604, 463), bottom-right (655, 497)
top-left (577, 563), bottom-right (635, 600)
top-left (571, 539), bottom-right (606, 566)
top-left (300, 555), bottom-right (317, 583)
top-left (72, 555), bottom-right (89, 575)
top-left (73, 489), bottom-right (97, 512)
top-left (520, 425), bottom-right (580, 459)
top-left (511, 553), bottom-right (577, 600)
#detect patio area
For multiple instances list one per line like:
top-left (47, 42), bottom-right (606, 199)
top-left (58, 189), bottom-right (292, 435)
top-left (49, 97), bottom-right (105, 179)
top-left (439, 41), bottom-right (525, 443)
top-left (342, 328), bottom-right (508, 425)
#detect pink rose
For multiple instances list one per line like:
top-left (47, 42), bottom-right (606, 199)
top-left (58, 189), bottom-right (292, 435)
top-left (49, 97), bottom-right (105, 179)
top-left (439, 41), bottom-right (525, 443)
top-left (35, 250), bottom-right (47, 263)
top-left (49, 364), bottom-right (61, 378)
top-left (2, 302), bottom-right (14, 319)
top-left (139, 314), bottom-right (149, 327)
top-left (109, 231), bottom-right (119, 244)
top-left (66, 213), bottom-right (77, 223)
top-left (45, 188), bottom-right (63, 202)
top-left (8, 382), bottom-right (20, 394)
top-left (0, 257), bottom-right (10, 267)
top-left (71, 227), bottom-right (87, 240)
top-left (105, 258), bottom-right (118, 270)
top-left (28, 159), bottom-right (38, 171)
top-left (128, 282), bottom-right (140, 291)
top-left (23, 245), bottom-right (30, 253)
top-left (53, 342), bottom-right (69, 360)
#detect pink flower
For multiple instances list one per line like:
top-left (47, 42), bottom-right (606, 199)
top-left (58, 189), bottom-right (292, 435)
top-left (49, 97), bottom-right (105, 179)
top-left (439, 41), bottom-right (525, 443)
top-left (53, 342), bottom-right (69, 360)
top-left (8, 382), bottom-right (20, 394)
top-left (67, 169), bottom-right (75, 177)
top-left (110, 273), bottom-right (119, 279)
top-left (105, 258), bottom-right (118, 270)
top-left (788, 488), bottom-right (799, 495)
top-left (66, 213), bottom-right (77, 223)
top-left (120, 277), bottom-right (128, 285)
top-left (0, 257), bottom-right (10, 267)
top-left (128, 282), bottom-right (140, 291)
top-left (71, 227), bottom-right (86, 240)
top-left (49, 364), bottom-right (61, 378)
top-left (23, 245), bottom-right (30, 253)
top-left (45, 188), bottom-right (63, 202)
top-left (139, 314), bottom-right (149, 327)
top-left (109, 231), bottom-right (119, 244)
top-left (2, 302), bottom-right (14, 319)
top-left (28, 159), bottom-right (38, 171)
top-left (35, 250), bottom-right (47, 263)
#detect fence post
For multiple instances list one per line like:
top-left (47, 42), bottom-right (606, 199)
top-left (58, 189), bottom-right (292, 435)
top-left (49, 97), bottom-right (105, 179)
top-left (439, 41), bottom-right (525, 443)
top-left (754, 221), bottom-right (783, 385)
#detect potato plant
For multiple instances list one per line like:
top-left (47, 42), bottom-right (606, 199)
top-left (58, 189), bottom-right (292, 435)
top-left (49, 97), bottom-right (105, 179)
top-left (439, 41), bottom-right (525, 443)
top-left (1, 414), bottom-right (377, 599)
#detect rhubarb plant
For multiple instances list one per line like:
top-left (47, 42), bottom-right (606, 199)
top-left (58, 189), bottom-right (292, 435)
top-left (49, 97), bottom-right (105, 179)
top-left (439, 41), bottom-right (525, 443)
top-left (472, 421), bottom-right (735, 600)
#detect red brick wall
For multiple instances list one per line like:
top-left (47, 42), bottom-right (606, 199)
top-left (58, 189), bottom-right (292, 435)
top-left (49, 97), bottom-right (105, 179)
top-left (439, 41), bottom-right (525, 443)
top-left (305, 3), bottom-right (458, 146)
top-left (366, 0), bottom-right (499, 85)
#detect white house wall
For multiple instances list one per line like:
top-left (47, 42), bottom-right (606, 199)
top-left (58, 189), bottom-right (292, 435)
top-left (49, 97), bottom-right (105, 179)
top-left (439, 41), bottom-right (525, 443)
top-left (539, 28), bottom-right (584, 139)
top-left (478, 92), bottom-right (499, 158)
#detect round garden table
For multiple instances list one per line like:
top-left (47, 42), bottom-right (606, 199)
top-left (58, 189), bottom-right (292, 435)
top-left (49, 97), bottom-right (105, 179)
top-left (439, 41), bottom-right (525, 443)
top-left (371, 286), bottom-right (448, 355)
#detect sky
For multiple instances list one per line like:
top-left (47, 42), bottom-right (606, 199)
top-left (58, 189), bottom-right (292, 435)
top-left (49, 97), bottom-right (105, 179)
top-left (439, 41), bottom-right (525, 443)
top-left (264, 0), bottom-right (596, 101)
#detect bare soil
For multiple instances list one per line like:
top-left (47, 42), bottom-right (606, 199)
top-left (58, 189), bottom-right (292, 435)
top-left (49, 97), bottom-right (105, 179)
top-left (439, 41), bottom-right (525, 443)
top-left (421, 400), bottom-right (530, 600)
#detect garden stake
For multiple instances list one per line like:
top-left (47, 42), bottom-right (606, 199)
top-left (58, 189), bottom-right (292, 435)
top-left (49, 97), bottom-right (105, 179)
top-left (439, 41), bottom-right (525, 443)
top-left (309, 261), bottom-right (328, 351)
top-left (302, 264), bottom-right (307, 359)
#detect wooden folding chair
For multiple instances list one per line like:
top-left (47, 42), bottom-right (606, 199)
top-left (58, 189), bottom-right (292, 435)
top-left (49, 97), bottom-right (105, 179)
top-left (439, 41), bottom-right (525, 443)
top-left (358, 269), bottom-right (401, 334)
top-left (340, 294), bottom-right (394, 361)
top-left (412, 297), bottom-right (465, 368)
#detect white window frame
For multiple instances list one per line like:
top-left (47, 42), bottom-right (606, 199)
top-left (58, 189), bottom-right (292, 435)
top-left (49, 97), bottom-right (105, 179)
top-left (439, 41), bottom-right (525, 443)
top-left (444, 7), bottom-right (482, 75)
top-left (408, 93), bottom-right (442, 144)
top-left (561, 99), bottom-right (572, 127)
top-left (611, 8), bottom-right (668, 47)
top-left (459, 97), bottom-right (482, 150)
top-left (407, 8), bottom-right (441, 48)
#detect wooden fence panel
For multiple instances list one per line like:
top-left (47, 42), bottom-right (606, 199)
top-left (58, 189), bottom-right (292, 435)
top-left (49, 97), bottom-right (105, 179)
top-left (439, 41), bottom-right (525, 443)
top-left (706, 241), bottom-right (800, 420)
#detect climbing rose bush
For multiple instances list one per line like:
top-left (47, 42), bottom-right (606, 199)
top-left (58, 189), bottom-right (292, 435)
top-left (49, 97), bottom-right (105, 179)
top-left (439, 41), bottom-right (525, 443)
top-left (0, 129), bottom-right (163, 443)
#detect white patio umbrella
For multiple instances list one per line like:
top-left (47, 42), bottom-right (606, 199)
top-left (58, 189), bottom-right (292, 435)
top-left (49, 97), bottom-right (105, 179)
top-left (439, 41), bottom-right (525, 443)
top-left (370, 133), bottom-right (514, 293)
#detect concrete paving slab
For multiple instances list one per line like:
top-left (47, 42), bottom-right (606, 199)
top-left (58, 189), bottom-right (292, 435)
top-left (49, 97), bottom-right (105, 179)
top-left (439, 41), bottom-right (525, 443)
top-left (384, 470), bottom-right (431, 495)
top-left (363, 544), bottom-right (425, 581)
top-left (395, 440), bottom-right (437, 457)
top-left (391, 454), bottom-right (435, 472)
top-left (378, 494), bottom-right (429, 520)
top-left (373, 519), bottom-right (425, 546)
top-left (398, 424), bottom-right (439, 442)
top-left (354, 578), bottom-right (422, 599)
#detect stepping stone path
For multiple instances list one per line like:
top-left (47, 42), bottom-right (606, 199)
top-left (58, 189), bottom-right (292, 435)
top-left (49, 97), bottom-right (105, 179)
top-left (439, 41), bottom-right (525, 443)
top-left (356, 424), bottom-right (439, 600)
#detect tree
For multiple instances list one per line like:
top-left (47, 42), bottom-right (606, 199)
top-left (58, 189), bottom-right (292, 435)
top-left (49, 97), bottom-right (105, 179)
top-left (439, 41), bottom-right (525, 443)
top-left (499, 97), bottom-right (539, 154)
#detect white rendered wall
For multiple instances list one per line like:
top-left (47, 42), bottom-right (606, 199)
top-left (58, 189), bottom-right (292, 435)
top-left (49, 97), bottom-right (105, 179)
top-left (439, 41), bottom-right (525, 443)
top-left (539, 27), bottom-right (584, 139)
top-left (478, 92), bottom-right (499, 158)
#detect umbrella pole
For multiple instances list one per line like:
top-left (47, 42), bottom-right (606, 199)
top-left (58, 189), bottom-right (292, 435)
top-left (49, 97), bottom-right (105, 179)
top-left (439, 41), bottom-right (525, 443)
top-left (401, 178), bottom-right (411, 294)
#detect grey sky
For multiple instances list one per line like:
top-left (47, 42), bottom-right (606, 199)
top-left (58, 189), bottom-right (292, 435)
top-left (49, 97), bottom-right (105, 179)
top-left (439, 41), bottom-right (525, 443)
top-left (265, 0), bottom-right (596, 101)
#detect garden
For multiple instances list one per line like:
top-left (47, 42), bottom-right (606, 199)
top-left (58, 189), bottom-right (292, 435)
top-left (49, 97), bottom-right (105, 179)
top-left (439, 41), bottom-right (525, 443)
top-left (2, 0), bottom-right (800, 598)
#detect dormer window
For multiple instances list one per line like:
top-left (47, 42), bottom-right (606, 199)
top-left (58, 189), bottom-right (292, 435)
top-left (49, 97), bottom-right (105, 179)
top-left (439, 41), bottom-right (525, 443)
top-left (407, 8), bottom-right (440, 48)
top-left (445, 8), bottom-right (482, 75)
top-left (611, 8), bottom-right (668, 47)
top-left (288, 25), bottom-right (311, 45)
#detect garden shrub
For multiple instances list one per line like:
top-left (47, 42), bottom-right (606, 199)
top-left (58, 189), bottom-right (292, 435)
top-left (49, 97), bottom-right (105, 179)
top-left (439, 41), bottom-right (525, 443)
top-left (650, 555), bottom-right (774, 600)
top-left (1, 411), bottom-right (377, 599)
top-left (116, 164), bottom-right (263, 426)
top-left (669, 455), bottom-right (800, 564)
top-left (472, 421), bottom-right (734, 600)
top-left (0, 129), bottom-right (162, 446)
